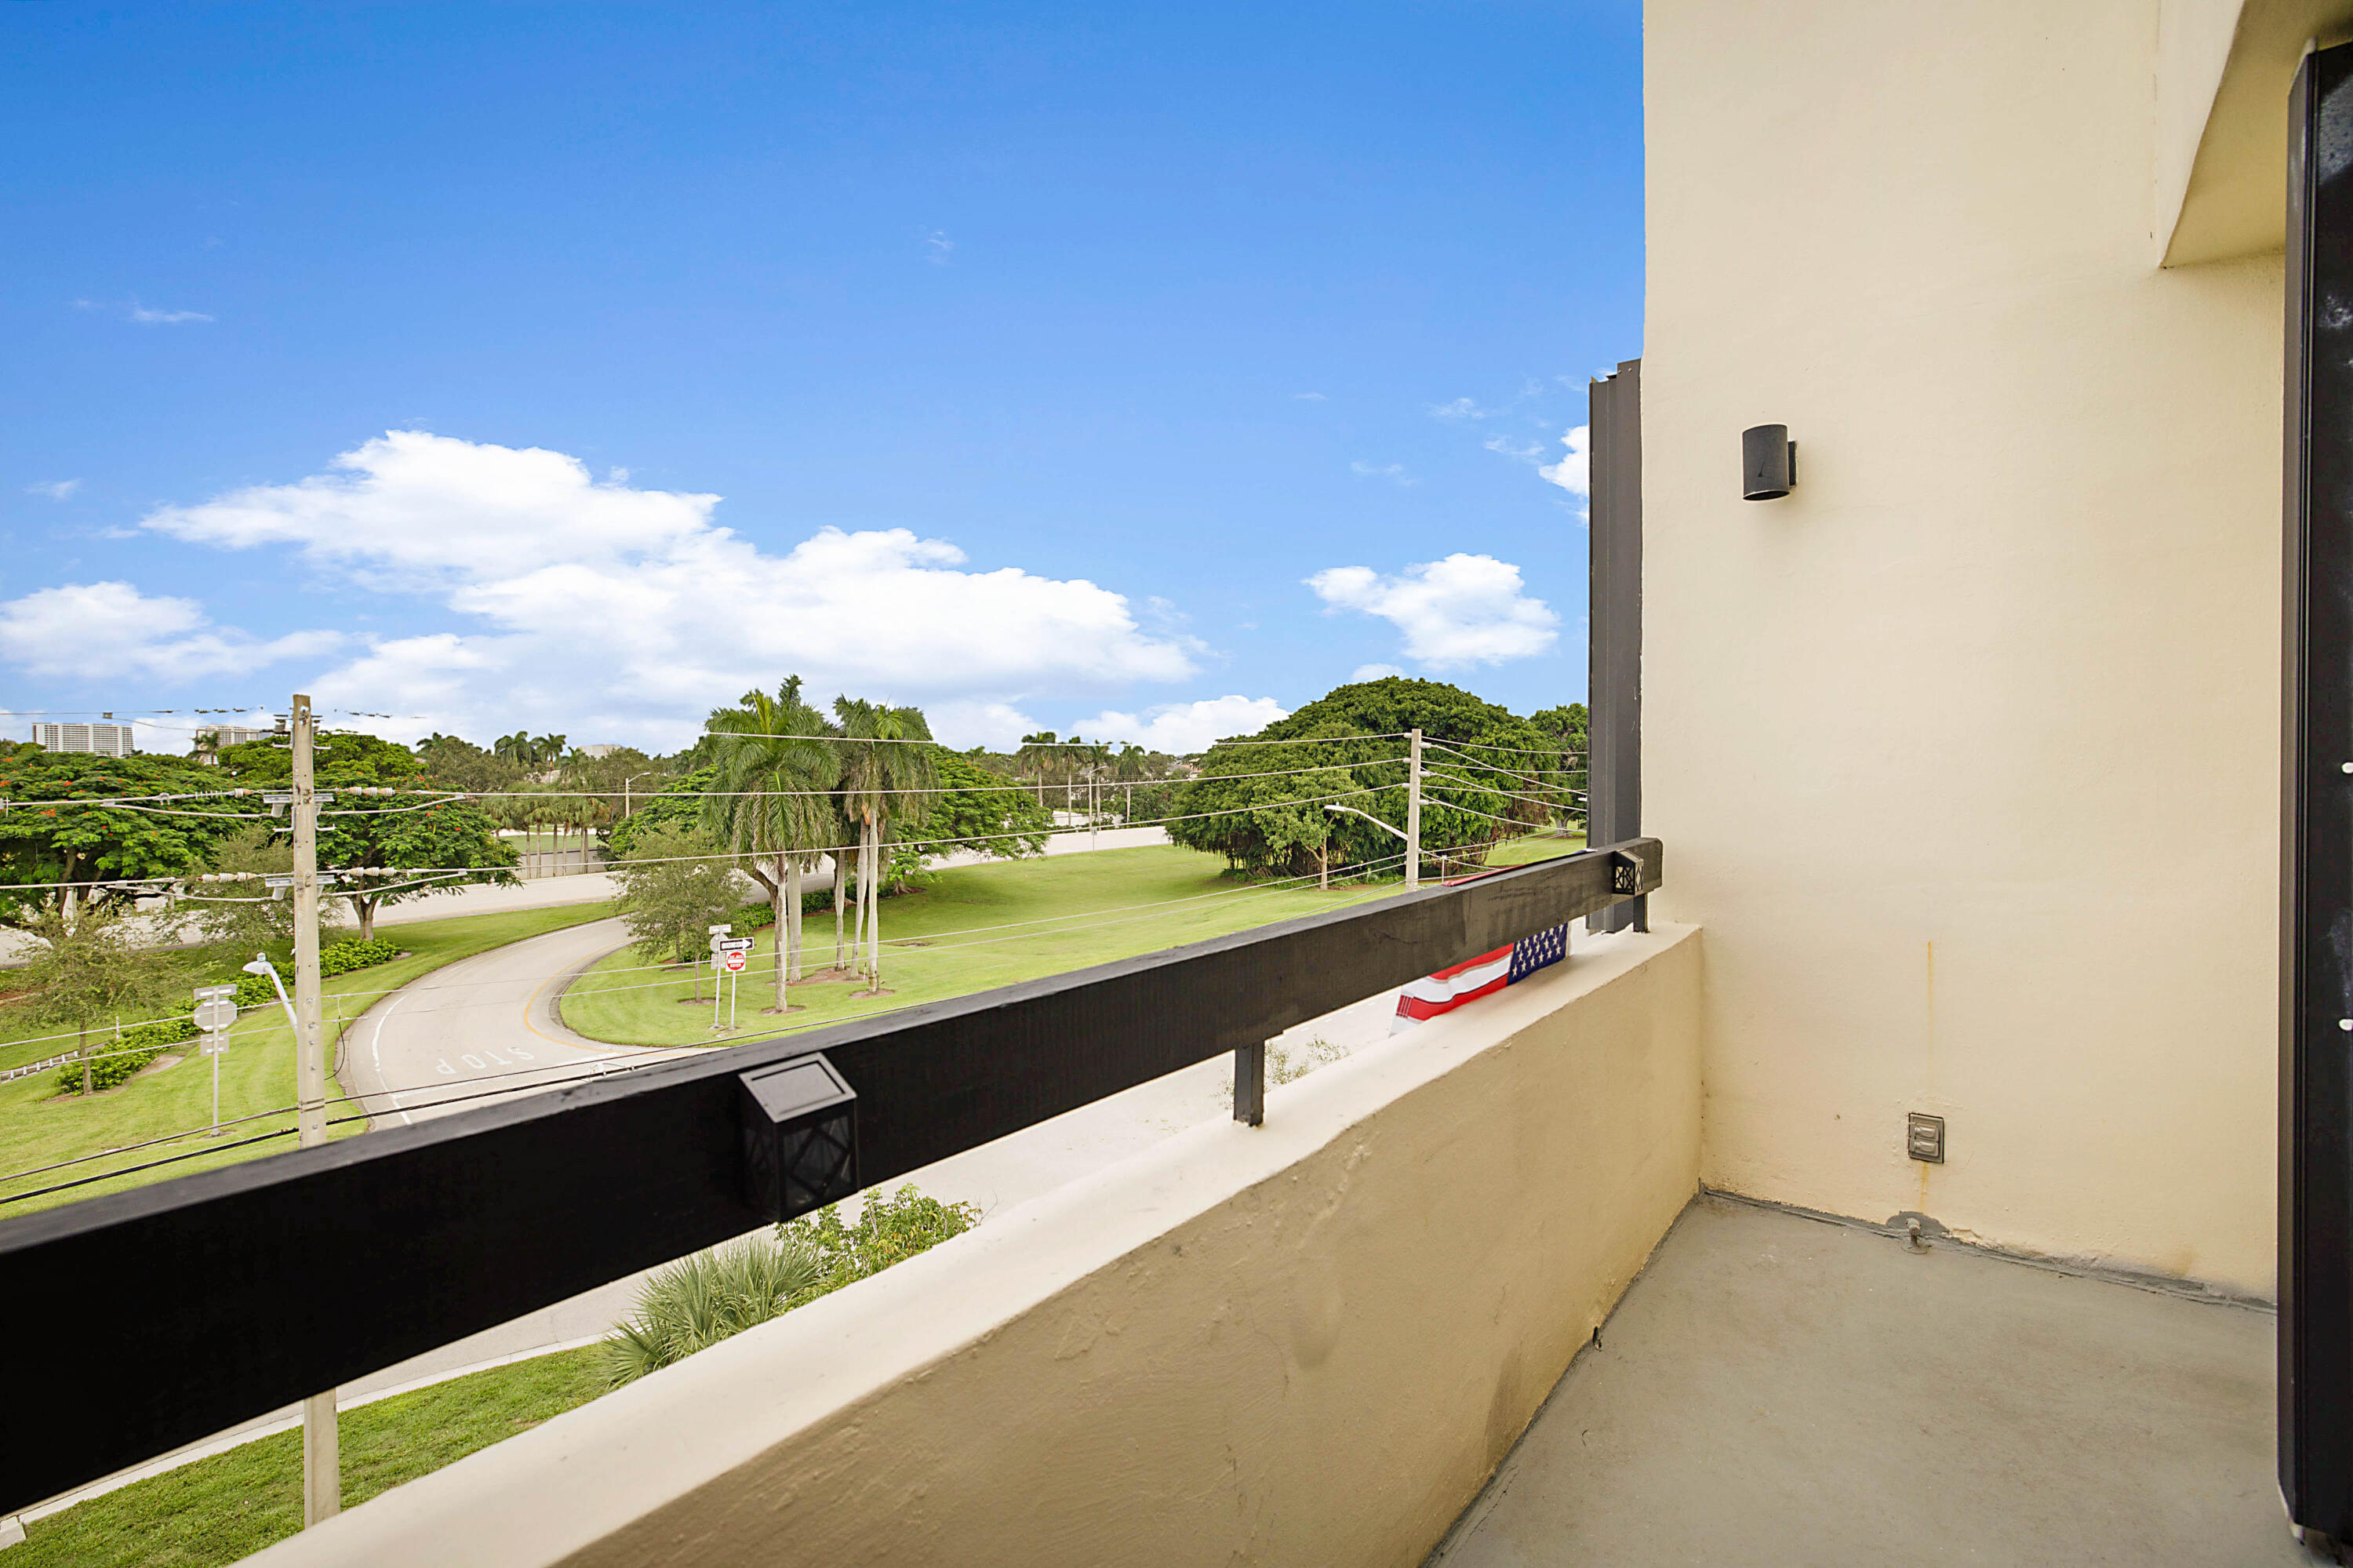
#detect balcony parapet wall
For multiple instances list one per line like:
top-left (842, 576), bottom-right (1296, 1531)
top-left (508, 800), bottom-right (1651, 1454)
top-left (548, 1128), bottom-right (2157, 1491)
top-left (253, 923), bottom-right (1703, 1568)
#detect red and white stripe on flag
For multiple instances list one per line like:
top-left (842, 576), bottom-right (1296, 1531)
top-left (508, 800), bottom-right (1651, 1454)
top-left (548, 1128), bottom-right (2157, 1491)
top-left (1391, 923), bottom-right (1571, 1033)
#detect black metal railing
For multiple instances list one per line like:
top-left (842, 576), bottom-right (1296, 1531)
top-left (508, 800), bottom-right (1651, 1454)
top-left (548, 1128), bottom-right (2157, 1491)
top-left (0, 838), bottom-right (1661, 1513)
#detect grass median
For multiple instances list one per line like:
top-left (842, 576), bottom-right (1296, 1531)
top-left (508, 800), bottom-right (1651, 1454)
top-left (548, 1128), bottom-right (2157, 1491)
top-left (11, 1347), bottom-right (608, 1568)
top-left (562, 838), bottom-right (1587, 1049)
top-left (0, 900), bottom-right (616, 1217)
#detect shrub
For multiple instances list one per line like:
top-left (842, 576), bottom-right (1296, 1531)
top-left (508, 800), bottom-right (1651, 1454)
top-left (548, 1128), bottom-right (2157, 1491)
top-left (780, 1184), bottom-right (981, 1301)
top-left (601, 1235), bottom-right (821, 1387)
top-left (318, 937), bottom-right (400, 977)
top-left (221, 939), bottom-right (399, 1007)
top-left (53, 1018), bottom-right (200, 1095)
top-left (598, 1184), bottom-right (979, 1387)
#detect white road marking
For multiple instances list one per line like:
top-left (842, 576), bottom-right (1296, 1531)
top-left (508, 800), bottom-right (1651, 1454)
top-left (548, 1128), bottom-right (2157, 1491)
top-left (370, 988), bottom-right (420, 1127)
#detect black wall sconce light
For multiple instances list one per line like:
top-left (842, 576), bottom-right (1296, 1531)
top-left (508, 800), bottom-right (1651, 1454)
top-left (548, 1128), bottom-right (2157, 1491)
top-left (1742, 424), bottom-right (1797, 500)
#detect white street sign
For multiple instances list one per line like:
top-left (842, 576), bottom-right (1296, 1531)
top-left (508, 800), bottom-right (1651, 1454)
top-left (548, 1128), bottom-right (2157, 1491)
top-left (711, 937), bottom-right (754, 954)
top-left (200, 1039), bottom-right (230, 1056)
top-left (192, 985), bottom-right (238, 1035)
top-left (723, 950), bottom-right (747, 973)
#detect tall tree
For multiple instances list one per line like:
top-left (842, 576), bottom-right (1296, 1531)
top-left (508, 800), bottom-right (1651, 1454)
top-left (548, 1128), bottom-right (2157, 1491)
top-left (703, 678), bottom-right (838, 1012)
top-left (610, 825), bottom-right (736, 999)
top-left (1169, 677), bottom-right (1563, 879)
top-left (0, 752), bottom-right (250, 931)
top-left (832, 698), bottom-right (938, 993)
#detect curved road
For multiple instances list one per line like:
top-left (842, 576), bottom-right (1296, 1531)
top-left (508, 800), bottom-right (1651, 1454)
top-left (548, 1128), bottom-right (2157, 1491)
top-left (343, 915), bottom-right (686, 1126)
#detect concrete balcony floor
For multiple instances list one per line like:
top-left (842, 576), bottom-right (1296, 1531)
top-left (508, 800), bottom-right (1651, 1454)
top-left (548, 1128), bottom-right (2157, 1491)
top-left (1430, 1194), bottom-right (2306, 1566)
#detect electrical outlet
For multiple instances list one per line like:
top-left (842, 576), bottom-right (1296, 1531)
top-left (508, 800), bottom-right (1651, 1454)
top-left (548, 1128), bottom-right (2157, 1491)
top-left (1907, 1112), bottom-right (1945, 1164)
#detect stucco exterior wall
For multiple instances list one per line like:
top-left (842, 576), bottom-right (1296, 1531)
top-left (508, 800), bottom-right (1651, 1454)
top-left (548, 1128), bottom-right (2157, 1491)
top-left (251, 925), bottom-right (1702, 1568)
top-left (1646, 2), bottom-right (2282, 1293)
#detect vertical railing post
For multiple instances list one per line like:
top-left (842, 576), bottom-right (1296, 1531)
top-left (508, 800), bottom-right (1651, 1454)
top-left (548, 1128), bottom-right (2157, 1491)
top-left (2284, 42), bottom-right (2353, 1555)
top-left (1233, 1042), bottom-right (1264, 1126)
top-left (1587, 358), bottom-right (1645, 934)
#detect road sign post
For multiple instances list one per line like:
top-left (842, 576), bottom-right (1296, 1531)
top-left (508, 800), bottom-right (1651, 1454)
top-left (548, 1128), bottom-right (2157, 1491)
top-left (709, 927), bottom-right (732, 1031)
top-left (709, 932), bottom-right (751, 1033)
top-left (192, 985), bottom-right (238, 1136)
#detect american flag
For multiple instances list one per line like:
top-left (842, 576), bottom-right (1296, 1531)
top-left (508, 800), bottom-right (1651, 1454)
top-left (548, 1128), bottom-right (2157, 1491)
top-left (1391, 923), bottom-right (1571, 1033)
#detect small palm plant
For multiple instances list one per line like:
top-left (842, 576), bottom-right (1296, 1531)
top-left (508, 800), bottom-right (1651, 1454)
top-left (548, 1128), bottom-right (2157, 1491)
top-left (600, 1235), bottom-right (821, 1387)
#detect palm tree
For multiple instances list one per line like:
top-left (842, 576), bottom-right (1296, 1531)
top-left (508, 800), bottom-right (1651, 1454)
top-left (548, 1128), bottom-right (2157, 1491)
top-left (704, 680), bottom-right (837, 1012)
top-left (833, 697), bottom-right (938, 994)
top-left (1016, 731), bottom-right (1058, 805)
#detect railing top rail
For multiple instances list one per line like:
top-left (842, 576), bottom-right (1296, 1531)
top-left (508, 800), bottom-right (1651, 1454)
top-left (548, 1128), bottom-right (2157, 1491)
top-left (0, 838), bottom-right (1660, 1513)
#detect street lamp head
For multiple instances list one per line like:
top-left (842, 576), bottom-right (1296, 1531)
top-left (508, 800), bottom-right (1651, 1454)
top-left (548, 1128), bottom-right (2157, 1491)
top-left (242, 956), bottom-right (272, 976)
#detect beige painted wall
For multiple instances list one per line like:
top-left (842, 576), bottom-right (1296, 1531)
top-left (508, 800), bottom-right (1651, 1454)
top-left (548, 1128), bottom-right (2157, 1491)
top-left (249, 926), bottom-right (1701, 1568)
top-left (1647, 2), bottom-right (2283, 1293)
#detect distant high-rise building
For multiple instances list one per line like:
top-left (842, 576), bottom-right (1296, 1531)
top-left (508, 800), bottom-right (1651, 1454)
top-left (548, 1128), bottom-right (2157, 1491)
top-left (580, 744), bottom-right (624, 759)
top-left (32, 722), bottom-right (135, 756)
top-left (191, 725), bottom-right (267, 763)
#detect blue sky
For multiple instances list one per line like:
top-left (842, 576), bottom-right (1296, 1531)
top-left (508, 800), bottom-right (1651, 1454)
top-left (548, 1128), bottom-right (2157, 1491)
top-left (1, 2), bottom-right (1642, 754)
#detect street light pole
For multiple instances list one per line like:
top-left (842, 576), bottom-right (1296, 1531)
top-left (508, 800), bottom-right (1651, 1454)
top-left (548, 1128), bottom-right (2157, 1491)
top-left (289, 694), bottom-right (339, 1526)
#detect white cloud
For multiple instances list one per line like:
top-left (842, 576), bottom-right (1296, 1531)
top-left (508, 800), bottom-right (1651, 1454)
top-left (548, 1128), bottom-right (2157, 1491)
top-left (126, 431), bottom-right (1202, 749)
top-left (1428, 397), bottom-right (1502, 420)
top-left (145, 430), bottom-right (718, 588)
top-left (1078, 695), bottom-right (1291, 755)
top-left (1482, 435), bottom-right (1544, 461)
top-left (25, 479), bottom-right (81, 500)
top-left (1306, 555), bottom-right (1558, 668)
top-left (0, 581), bottom-right (339, 680)
top-left (1350, 663), bottom-right (1406, 682)
top-left (1350, 461), bottom-right (1415, 486)
top-left (923, 231), bottom-right (954, 264)
top-left (1292, 391), bottom-right (1326, 402)
top-left (1539, 425), bottom-right (1590, 496)
top-left (126, 304), bottom-right (213, 325)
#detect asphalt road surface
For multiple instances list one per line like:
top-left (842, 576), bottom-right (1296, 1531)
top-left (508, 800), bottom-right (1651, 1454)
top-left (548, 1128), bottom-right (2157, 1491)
top-left (340, 915), bottom-right (686, 1128)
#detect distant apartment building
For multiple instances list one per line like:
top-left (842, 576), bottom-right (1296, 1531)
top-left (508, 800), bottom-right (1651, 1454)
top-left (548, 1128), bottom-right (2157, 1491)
top-left (191, 725), bottom-right (268, 764)
top-left (31, 721), bottom-right (135, 756)
top-left (579, 744), bottom-right (623, 759)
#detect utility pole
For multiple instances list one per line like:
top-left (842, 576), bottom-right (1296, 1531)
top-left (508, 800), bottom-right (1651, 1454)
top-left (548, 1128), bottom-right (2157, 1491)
top-left (1405, 728), bottom-right (1424, 892)
top-left (289, 694), bottom-right (339, 1526)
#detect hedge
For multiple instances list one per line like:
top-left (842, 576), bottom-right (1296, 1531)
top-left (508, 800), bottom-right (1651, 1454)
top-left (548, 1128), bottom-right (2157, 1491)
top-left (52, 938), bottom-right (404, 1095)
top-left (53, 1018), bottom-right (200, 1094)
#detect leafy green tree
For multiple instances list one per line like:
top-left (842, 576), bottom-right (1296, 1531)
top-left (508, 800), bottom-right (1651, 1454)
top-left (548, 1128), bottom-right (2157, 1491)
top-left (209, 732), bottom-right (426, 786)
top-left (1529, 703), bottom-right (1590, 834)
top-left (0, 752), bottom-right (252, 930)
top-left (1169, 676), bottom-right (1562, 879)
top-left (204, 733), bottom-right (516, 939)
top-left (188, 824), bottom-right (300, 951)
top-left (605, 769), bottom-right (716, 859)
top-left (415, 733), bottom-right (527, 794)
top-left (908, 751), bottom-right (1053, 860)
top-left (704, 678), bottom-right (838, 1009)
top-left (611, 824), bottom-right (736, 997)
top-left (316, 793), bottom-right (519, 940)
top-left (16, 906), bottom-right (178, 1093)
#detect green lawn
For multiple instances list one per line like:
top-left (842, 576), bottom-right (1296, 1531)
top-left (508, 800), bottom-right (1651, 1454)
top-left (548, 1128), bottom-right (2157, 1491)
top-left (0, 901), bottom-right (616, 1217)
top-left (562, 838), bottom-right (1588, 1049)
top-left (12, 1347), bottom-right (609, 1568)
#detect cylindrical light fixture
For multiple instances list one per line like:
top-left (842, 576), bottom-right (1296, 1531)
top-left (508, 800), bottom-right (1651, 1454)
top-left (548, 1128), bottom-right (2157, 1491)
top-left (1742, 424), bottom-right (1797, 500)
